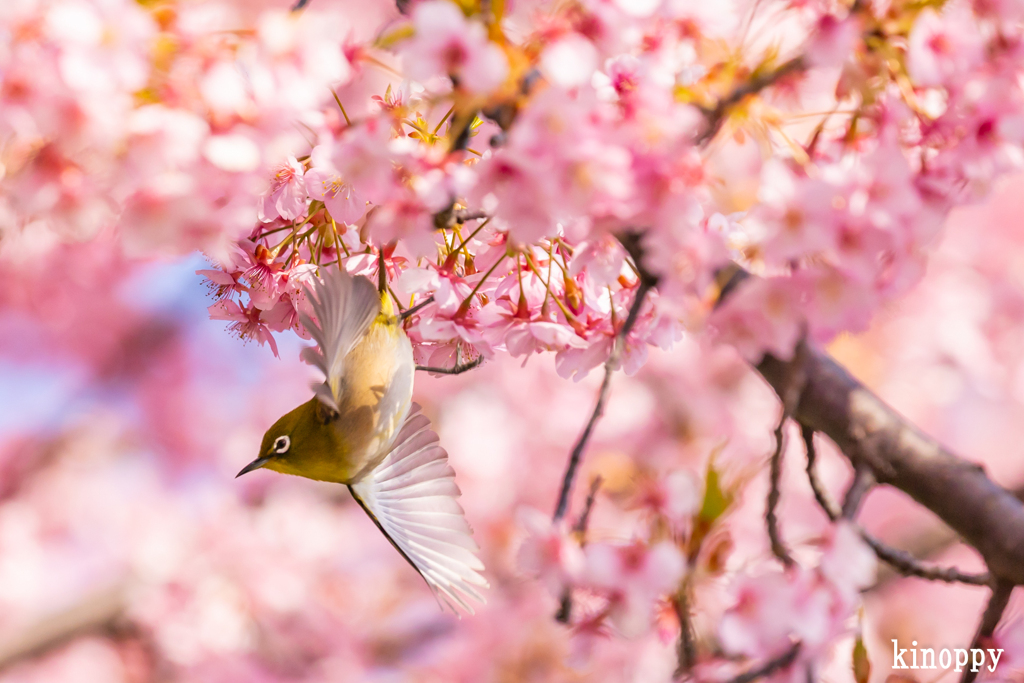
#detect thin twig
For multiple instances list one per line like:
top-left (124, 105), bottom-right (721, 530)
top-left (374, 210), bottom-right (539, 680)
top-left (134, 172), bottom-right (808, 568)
top-left (400, 296), bottom-right (434, 321)
top-left (452, 209), bottom-right (489, 224)
top-left (697, 57), bottom-right (806, 146)
top-left (841, 466), bottom-right (876, 520)
top-left (433, 207), bottom-right (490, 231)
top-left (961, 581), bottom-right (1015, 683)
top-left (555, 477), bottom-right (603, 624)
top-left (672, 588), bottom-right (699, 678)
top-left (726, 642), bottom-right (801, 683)
top-left (416, 355), bottom-right (484, 375)
top-left (803, 428), bottom-right (990, 586)
top-left (863, 535), bottom-right (991, 586)
top-left (573, 476), bottom-right (603, 536)
top-left (552, 279), bottom-right (653, 522)
top-left (803, 426), bottom-right (841, 520)
top-left (767, 413), bottom-right (796, 568)
top-left (765, 340), bottom-right (808, 568)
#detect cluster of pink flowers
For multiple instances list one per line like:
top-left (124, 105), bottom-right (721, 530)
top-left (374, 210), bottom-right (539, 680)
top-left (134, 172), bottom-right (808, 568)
top-left (185, 0), bottom-right (1024, 670)
top-left (185, 0), bottom-right (1024, 383)
top-left (0, 0), bottom-right (361, 260)
top-left (717, 524), bottom-right (876, 671)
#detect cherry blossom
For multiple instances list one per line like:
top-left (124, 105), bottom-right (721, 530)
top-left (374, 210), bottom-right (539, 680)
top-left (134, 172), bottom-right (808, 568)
top-left (4, 0), bottom-right (1024, 679)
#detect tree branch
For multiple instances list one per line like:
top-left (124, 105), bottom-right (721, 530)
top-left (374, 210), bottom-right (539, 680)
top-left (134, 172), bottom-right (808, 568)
top-left (765, 337), bottom-right (808, 567)
top-left (552, 278), bottom-right (653, 522)
top-left (863, 534), bottom-right (991, 587)
top-left (400, 296), bottom-right (434, 321)
top-left (803, 425), bottom-right (841, 520)
top-left (766, 412), bottom-right (796, 568)
top-left (841, 466), bottom-right (875, 520)
top-left (693, 257), bottom-right (1024, 586)
top-left (726, 642), bottom-right (801, 683)
top-left (672, 588), bottom-right (699, 679)
top-left (416, 348), bottom-right (485, 376)
top-left (555, 477), bottom-right (602, 624)
top-left (756, 344), bottom-right (1024, 585)
top-left (697, 57), bottom-right (806, 146)
top-left (962, 581), bottom-right (1015, 683)
top-left (804, 427), bottom-right (990, 586)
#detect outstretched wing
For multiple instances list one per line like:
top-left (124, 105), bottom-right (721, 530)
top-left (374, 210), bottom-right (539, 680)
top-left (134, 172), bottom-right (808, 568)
top-left (349, 404), bottom-right (488, 614)
top-left (299, 268), bottom-right (380, 412)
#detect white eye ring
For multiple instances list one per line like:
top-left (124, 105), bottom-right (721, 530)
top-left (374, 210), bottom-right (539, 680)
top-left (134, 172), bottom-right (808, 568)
top-left (273, 435), bottom-right (291, 454)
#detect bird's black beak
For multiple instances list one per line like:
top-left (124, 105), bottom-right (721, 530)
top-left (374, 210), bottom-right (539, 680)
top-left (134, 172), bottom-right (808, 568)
top-left (236, 455), bottom-right (273, 478)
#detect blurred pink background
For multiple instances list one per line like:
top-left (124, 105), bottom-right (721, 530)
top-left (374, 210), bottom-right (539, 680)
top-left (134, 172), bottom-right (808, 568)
top-left (2, 167), bottom-right (1024, 681)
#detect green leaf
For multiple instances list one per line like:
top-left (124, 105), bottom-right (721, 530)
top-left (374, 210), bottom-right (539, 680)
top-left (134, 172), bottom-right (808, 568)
top-left (853, 635), bottom-right (871, 683)
top-left (699, 458), bottom-right (732, 525)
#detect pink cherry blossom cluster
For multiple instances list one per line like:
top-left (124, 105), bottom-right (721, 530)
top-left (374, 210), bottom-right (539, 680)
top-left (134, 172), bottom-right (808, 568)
top-left (190, 0), bottom-right (1024, 383)
top-left (0, 0), bottom-right (360, 260)
top-left (186, 0), bottom-right (1024, 665)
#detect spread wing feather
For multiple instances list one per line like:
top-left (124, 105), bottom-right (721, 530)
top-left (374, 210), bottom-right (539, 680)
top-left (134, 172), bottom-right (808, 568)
top-left (349, 405), bottom-right (488, 614)
top-left (298, 268), bottom-right (380, 411)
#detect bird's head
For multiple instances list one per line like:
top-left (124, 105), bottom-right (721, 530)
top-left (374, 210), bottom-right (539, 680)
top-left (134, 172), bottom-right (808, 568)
top-left (238, 402), bottom-right (317, 478)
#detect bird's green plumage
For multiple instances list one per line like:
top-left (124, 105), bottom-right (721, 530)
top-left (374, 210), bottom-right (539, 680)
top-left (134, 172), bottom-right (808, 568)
top-left (257, 398), bottom-right (355, 483)
top-left (252, 291), bottom-right (413, 485)
top-left (241, 270), bottom-right (487, 613)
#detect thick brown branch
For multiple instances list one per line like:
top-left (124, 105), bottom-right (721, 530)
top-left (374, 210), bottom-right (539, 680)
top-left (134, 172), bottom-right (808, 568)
top-left (757, 343), bottom-right (1024, 585)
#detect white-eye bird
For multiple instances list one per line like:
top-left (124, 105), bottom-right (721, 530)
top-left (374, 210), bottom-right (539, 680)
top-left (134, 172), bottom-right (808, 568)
top-left (236, 267), bottom-right (487, 613)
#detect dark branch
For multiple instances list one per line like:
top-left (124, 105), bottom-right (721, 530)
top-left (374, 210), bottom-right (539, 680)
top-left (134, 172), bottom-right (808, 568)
top-left (672, 589), bottom-right (699, 678)
top-left (803, 426), bottom-right (842, 520)
top-left (697, 57), bottom-right (806, 146)
top-left (553, 364), bottom-right (613, 522)
top-left (962, 581), bottom-right (1015, 683)
top-left (703, 259), bottom-right (1024, 585)
top-left (726, 642), bottom-right (801, 683)
top-left (416, 355), bottom-right (484, 375)
top-left (863, 534), bottom-right (991, 586)
top-left (767, 413), bottom-right (796, 568)
top-left (805, 420), bottom-right (990, 585)
top-left (756, 343), bottom-right (1024, 585)
top-left (400, 296), bottom-right (434, 321)
top-left (841, 466), bottom-right (875, 520)
top-left (553, 278), bottom-right (653, 522)
top-left (765, 339), bottom-right (808, 568)
top-left (555, 477), bottom-right (602, 624)
top-left (433, 207), bottom-right (491, 231)
top-left (573, 476), bottom-right (602, 535)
